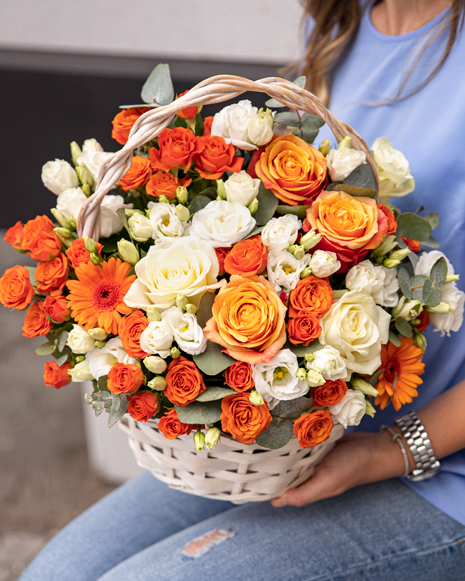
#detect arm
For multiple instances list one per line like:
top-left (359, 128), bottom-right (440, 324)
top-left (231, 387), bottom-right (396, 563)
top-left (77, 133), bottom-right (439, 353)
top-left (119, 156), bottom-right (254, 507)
top-left (271, 378), bottom-right (465, 508)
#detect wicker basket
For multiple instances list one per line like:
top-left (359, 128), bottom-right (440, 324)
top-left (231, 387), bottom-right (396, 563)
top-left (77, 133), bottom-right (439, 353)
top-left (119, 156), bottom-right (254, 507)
top-left (78, 74), bottom-right (377, 503)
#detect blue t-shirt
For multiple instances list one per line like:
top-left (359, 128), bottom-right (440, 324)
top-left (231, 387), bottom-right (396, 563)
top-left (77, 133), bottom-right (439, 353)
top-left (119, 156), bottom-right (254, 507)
top-left (315, 2), bottom-right (465, 525)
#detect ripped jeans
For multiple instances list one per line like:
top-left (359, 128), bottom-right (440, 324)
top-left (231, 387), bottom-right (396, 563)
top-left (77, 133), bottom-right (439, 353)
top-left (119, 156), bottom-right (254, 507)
top-left (20, 472), bottom-right (465, 581)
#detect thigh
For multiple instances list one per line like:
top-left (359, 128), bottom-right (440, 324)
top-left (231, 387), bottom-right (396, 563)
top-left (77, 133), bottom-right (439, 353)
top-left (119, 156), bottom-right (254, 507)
top-left (98, 479), bottom-right (465, 581)
top-left (19, 472), bottom-right (233, 581)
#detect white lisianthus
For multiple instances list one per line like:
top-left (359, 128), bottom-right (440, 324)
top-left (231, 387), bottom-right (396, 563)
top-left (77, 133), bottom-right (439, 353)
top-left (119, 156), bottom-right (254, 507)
top-left (191, 200), bottom-right (255, 248)
top-left (326, 148), bottom-right (366, 182)
top-left (371, 137), bottom-right (415, 202)
top-left (86, 338), bottom-right (135, 379)
top-left (82, 138), bottom-right (104, 153)
top-left (139, 320), bottom-right (174, 358)
top-left (253, 349), bottom-right (309, 404)
top-left (128, 213), bottom-right (153, 242)
top-left (247, 110), bottom-right (274, 147)
top-left (261, 215), bottom-right (301, 252)
top-left (124, 235), bottom-right (222, 311)
top-left (346, 260), bottom-right (399, 307)
top-left (77, 150), bottom-right (113, 182)
top-left (69, 360), bottom-right (94, 383)
top-left (67, 325), bottom-right (96, 354)
top-left (211, 100), bottom-right (258, 150)
top-left (329, 389), bottom-right (366, 428)
top-left (267, 250), bottom-right (311, 293)
top-left (414, 250), bottom-right (454, 278)
top-left (41, 159), bottom-right (79, 195)
top-left (306, 345), bottom-right (347, 381)
top-left (57, 187), bottom-right (88, 221)
top-left (162, 306), bottom-right (207, 356)
top-left (224, 171), bottom-right (260, 206)
top-left (319, 290), bottom-right (391, 376)
top-left (148, 202), bottom-right (185, 240)
top-left (309, 250), bottom-right (341, 278)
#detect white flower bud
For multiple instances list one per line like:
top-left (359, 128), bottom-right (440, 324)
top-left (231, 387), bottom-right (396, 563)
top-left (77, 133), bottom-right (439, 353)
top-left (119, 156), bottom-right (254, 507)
top-left (42, 159), bottom-right (79, 195)
top-left (144, 356), bottom-right (168, 374)
top-left (147, 376), bottom-right (167, 391)
top-left (67, 325), bottom-right (96, 354)
top-left (87, 328), bottom-right (108, 341)
top-left (350, 378), bottom-right (379, 397)
top-left (147, 306), bottom-right (162, 322)
top-left (194, 431), bottom-right (205, 452)
top-left (175, 204), bottom-right (190, 222)
top-left (118, 239), bottom-right (139, 265)
top-left (69, 360), bottom-right (94, 383)
top-left (306, 369), bottom-right (325, 387)
top-left (205, 427), bottom-right (221, 450)
top-left (249, 390), bottom-right (265, 406)
top-left (176, 186), bottom-right (188, 205)
top-left (128, 213), bottom-right (153, 242)
top-left (300, 229), bottom-right (322, 251)
top-left (247, 109), bottom-right (274, 147)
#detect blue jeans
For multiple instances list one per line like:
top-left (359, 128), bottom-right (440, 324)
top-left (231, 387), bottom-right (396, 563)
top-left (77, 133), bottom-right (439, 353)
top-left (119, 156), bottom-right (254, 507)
top-left (20, 472), bottom-right (465, 581)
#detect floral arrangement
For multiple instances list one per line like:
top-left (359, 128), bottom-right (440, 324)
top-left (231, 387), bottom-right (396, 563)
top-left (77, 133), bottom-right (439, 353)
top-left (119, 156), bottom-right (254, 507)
top-left (2, 65), bottom-right (463, 452)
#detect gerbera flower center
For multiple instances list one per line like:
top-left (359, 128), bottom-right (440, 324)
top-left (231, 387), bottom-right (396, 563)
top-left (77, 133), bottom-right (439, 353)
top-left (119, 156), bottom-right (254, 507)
top-left (91, 279), bottom-right (122, 312)
top-left (383, 356), bottom-right (400, 385)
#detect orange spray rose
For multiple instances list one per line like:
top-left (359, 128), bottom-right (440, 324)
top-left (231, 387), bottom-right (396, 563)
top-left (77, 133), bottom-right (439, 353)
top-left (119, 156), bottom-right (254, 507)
top-left (112, 107), bottom-right (150, 145)
top-left (44, 295), bottom-right (70, 323)
top-left (220, 393), bottom-right (272, 445)
top-left (146, 171), bottom-right (192, 200)
top-left (4, 221), bottom-right (24, 251)
top-left (119, 156), bottom-right (152, 191)
top-left (311, 379), bottom-right (348, 407)
top-left (293, 410), bottom-right (334, 448)
top-left (289, 276), bottom-right (334, 318)
top-left (22, 215), bottom-right (55, 252)
top-left (0, 265), bottom-right (34, 310)
top-left (158, 409), bottom-right (193, 439)
top-left (223, 236), bottom-right (268, 277)
top-left (118, 310), bottom-right (150, 359)
top-left (194, 136), bottom-right (243, 180)
top-left (44, 361), bottom-right (72, 389)
top-left (107, 363), bottom-right (145, 395)
top-left (35, 253), bottom-right (69, 295)
top-left (224, 361), bottom-right (255, 393)
top-left (127, 391), bottom-right (160, 422)
top-left (66, 238), bottom-right (103, 269)
top-left (287, 310), bottom-right (322, 345)
top-left (150, 127), bottom-right (202, 172)
top-left (27, 232), bottom-right (62, 262)
top-left (176, 90), bottom-right (199, 119)
top-left (22, 301), bottom-right (52, 338)
top-left (164, 357), bottom-right (206, 406)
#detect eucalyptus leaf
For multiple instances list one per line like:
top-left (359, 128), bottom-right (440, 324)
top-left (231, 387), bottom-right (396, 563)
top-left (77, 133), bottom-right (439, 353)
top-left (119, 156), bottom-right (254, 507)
top-left (416, 278), bottom-right (433, 303)
top-left (424, 285), bottom-right (441, 308)
top-left (430, 257), bottom-right (447, 287)
top-left (193, 341), bottom-right (235, 376)
top-left (108, 394), bottom-right (129, 428)
top-left (117, 208), bottom-right (132, 239)
top-left (198, 186), bottom-right (218, 200)
top-left (274, 111), bottom-right (301, 127)
top-left (328, 183), bottom-right (377, 199)
top-left (141, 64), bottom-right (174, 106)
top-left (396, 213), bottom-right (432, 241)
top-left (395, 318), bottom-right (413, 338)
top-left (194, 112), bottom-right (204, 136)
top-left (398, 267), bottom-right (412, 299)
top-left (388, 331), bottom-right (401, 347)
top-left (285, 339), bottom-right (323, 358)
top-left (188, 195), bottom-right (211, 215)
top-left (276, 205), bottom-right (309, 219)
top-left (196, 291), bottom-right (216, 329)
top-left (271, 397), bottom-right (313, 419)
top-left (98, 376), bottom-right (108, 391)
top-left (57, 330), bottom-right (69, 353)
top-left (423, 212), bottom-right (439, 230)
top-left (35, 342), bottom-right (56, 356)
top-left (415, 205), bottom-right (425, 214)
top-left (254, 183), bottom-right (279, 226)
top-left (265, 98), bottom-right (286, 108)
top-left (293, 76), bottom-right (307, 89)
top-left (343, 163), bottom-right (377, 191)
top-left (255, 418), bottom-right (293, 449)
top-left (55, 353), bottom-right (69, 367)
top-left (244, 226), bottom-right (264, 239)
top-left (408, 251), bottom-right (419, 269)
top-left (175, 400), bottom-right (223, 424)
top-left (421, 235), bottom-right (441, 250)
top-left (300, 113), bottom-right (325, 132)
top-left (25, 266), bottom-right (36, 286)
top-left (196, 386), bottom-right (235, 402)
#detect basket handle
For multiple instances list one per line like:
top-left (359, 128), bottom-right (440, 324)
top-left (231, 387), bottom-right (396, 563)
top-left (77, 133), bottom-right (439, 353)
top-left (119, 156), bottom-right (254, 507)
top-left (77, 74), bottom-right (379, 239)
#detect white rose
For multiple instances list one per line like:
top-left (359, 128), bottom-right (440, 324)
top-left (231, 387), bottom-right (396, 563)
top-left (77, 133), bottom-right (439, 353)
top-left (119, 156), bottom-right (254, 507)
top-left (140, 320), bottom-right (173, 358)
top-left (148, 202), bottom-right (185, 240)
top-left (69, 360), bottom-right (94, 383)
top-left (224, 171), bottom-right (260, 206)
top-left (329, 389), bottom-right (366, 428)
top-left (309, 250), bottom-right (341, 278)
top-left (346, 260), bottom-right (399, 307)
top-left (128, 213), bottom-right (153, 242)
top-left (319, 290), bottom-right (391, 376)
top-left (191, 200), bottom-right (255, 248)
top-left (211, 100), bottom-right (258, 150)
top-left (247, 110), bottom-right (274, 147)
top-left (82, 138), bottom-right (104, 153)
top-left (41, 159), bottom-right (79, 195)
top-left (67, 325), bottom-right (96, 354)
top-left (124, 235), bottom-right (221, 311)
top-left (77, 150), bottom-right (113, 182)
top-left (57, 187), bottom-right (88, 221)
top-left (326, 148), bottom-right (366, 182)
top-left (267, 250), bottom-right (311, 293)
top-left (86, 338), bottom-right (135, 379)
top-left (261, 215), bottom-right (301, 252)
top-left (253, 349), bottom-right (309, 404)
top-left (162, 306), bottom-right (207, 356)
top-left (429, 283), bottom-right (465, 336)
top-left (100, 195), bottom-right (129, 238)
top-left (307, 345), bottom-right (347, 381)
top-left (371, 137), bottom-right (415, 202)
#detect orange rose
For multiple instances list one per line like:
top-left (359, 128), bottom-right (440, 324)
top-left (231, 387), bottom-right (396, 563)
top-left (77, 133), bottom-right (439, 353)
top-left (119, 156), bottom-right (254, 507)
top-left (252, 134), bottom-right (327, 205)
top-left (223, 236), bottom-right (268, 277)
top-left (164, 356), bottom-right (206, 406)
top-left (401, 237), bottom-right (421, 253)
top-left (35, 253), bottom-right (69, 295)
top-left (107, 362), bottom-right (145, 395)
top-left (118, 310), bottom-right (149, 358)
top-left (293, 410), bottom-right (334, 448)
top-left (112, 107), bottom-right (150, 145)
top-left (4, 221), bottom-right (24, 251)
top-left (119, 156), bottom-right (152, 191)
top-left (287, 310), bottom-right (322, 345)
top-left (0, 265), bottom-right (34, 310)
top-left (22, 215), bottom-right (55, 252)
top-left (194, 136), bottom-right (244, 180)
top-left (215, 247), bottom-right (229, 275)
top-left (224, 361), bottom-right (254, 393)
top-left (150, 127), bottom-right (202, 172)
top-left (220, 393), bottom-right (272, 444)
top-left (204, 275), bottom-right (287, 364)
top-left (66, 238), bottom-right (103, 269)
top-left (176, 90), bottom-right (199, 119)
top-left (127, 391), bottom-right (160, 422)
top-left (44, 295), bottom-right (70, 323)
top-left (44, 361), bottom-right (72, 390)
top-left (22, 301), bottom-right (52, 338)
top-left (304, 191), bottom-right (389, 272)
top-left (146, 170), bottom-right (192, 200)
top-left (289, 276), bottom-right (333, 318)
top-left (414, 309), bottom-right (430, 333)
top-left (378, 203), bottom-right (397, 235)
top-left (158, 408), bottom-right (193, 439)
top-left (311, 379), bottom-right (348, 407)
top-left (203, 116), bottom-right (214, 136)
top-left (27, 231), bottom-right (62, 262)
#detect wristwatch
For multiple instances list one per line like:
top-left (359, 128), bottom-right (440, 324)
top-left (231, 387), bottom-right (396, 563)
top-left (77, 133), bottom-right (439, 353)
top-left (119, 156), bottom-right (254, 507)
top-left (394, 411), bottom-right (441, 482)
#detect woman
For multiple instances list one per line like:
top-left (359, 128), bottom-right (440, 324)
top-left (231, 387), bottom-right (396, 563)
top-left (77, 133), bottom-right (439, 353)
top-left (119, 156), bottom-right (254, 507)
top-left (21, 1), bottom-right (465, 579)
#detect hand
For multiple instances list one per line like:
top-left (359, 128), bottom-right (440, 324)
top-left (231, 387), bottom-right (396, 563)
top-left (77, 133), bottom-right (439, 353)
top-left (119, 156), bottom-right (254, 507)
top-left (271, 430), bottom-right (406, 508)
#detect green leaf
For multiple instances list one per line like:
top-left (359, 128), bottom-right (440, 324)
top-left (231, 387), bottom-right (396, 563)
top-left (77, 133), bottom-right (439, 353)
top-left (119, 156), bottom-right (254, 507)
top-left (424, 285), bottom-right (441, 308)
top-left (343, 163), bottom-right (377, 191)
top-left (108, 394), bottom-right (129, 428)
top-left (430, 257), bottom-right (447, 287)
top-left (395, 318), bottom-right (413, 338)
top-left (55, 353), bottom-right (69, 367)
top-left (297, 113), bottom-right (325, 143)
top-left (98, 376), bottom-right (108, 391)
top-left (174, 116), bottom-right (188, 129)
top-left (198, 186), bottom-right (217, 200)
top-left (193, 341), bottom-right (235, 376)
top-left (396, 213), bottom-right (432, 242)
top-left (274, 111), bottom-right (301, 127)
top-left (415, 205), bottom-right (425, 214)
top-left (57, 330), bottom-right (69, 353)
top-left (243, 226), bottom-right (264, 239)
top-left (327, 183), bottom-right (377, 199)
top-left (254, 183), bottom-right (279, 226)
top-left (196, 386), bottom-right (235, 402)
top-left (388, 331), bottom-right (401, 347)
top-left (423, 212), bottom-right (439, 231)
top-left (25, 266), bottom-right (36, 286)
top-left (194, 112), bottom-right (204, 136)
top-left (285, 339), bottom-right (323, 358)
top-left (141, 64), bottom-right (174, 106)
top-left (117, 208), bottom-right (132, 239)
top-left (421, 235), bottom-right (441, 250)
top-left (255, 418), bottom-right (293, 449)
top-left (271, 397), bottom-right (313, 419)
top-left (175, 400), bottom-right (223, 424)
top-left (196, 291), bottom-right (216, 329)
top-left (188, 195), bottom-right (211, 215)
top-left (35, 342), bottom-right (56, 356)
top-left (293, 76), bottom-right (307, 89)
top-left (265, 98), bottom-right (286, 108)
top-left (370, 367), bottom-right (385, 386)
top-left (276, 205), bottom-right (309, 219)
top-left (398, 267), bottom-right (412, 299)
top-left (409, 274), bottom-right (430, 302)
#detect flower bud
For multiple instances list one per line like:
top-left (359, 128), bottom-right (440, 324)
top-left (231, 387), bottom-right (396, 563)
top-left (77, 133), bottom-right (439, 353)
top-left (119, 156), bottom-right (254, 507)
top-left (247, 109), bottom-right (274, 147)
top-left (306, 369), bottom-right (325, 387)
top-left (290, 244), bottom-right (305, 260)
top-left (445, 273), bottom-right (460, 284)
top-left (184, 303), bottom-right (198, 315)
top-left (426, 301), bottom-right (453, 314)
top-left (117, 239), bottom-right (139, 265)
top-left (337, 135), bottom-right (352, 150)
top-left (299, 266), bottom-right (313, 279)
top-left (144, 356), bottom-right (168, 374)
top-left (216, 179), bottom-right (227, 200)
top-left (249, 389), bottom-right (265, 406)
top-left (90, 253), bottom-right (101, 266)
top-left (300, 229), bottom-right (322, 251)
top-left (84, 237), bottom-right (99, 254)
top-left (70, 141), bottom-right (82, 166)
top-left (392, 297), bottom-right (422, 320)
top-left (304, 352), bottom-right (315, 363)
top-left (413, 331), bottom-right (427, 351)
top-left (248, 197), bottom-right (259, 216)
top-left (68, 216), bottom-right (77, 231)
top-left (51, 208), bottom-right (73, 230)
top-left (371, 235), bottom-right (398, 259)
top-left (176, 294), bottom-right (189, 310)
top-left (125, 208), bottom-right (144, 217)
top-left (158, 195), bottom-right (171, 205)
top-left (296, 367), bottom-right (307, 381)
top-left (81, 183), bottom-right (91, 197)
top-left (205, 427), bottom-right (221, 450)
top-left (350, 377), bottom-right (379, 397)
top-left (147, 306), bottom-right (162, 322)
top-left (76, 163), bottom-right (94, 189)
top-left (147, 376), bottom-right (167, 391)
top-left (75, 355), bottom-right (86, 363)
top-left (365, 399), bottom-right (376, 418)
top-left (319, 139), bottom-right (330, 156)
top-left (128, 213), bottom-right (153, 242)
top-left (383, 248), bottom-right (410, 269)
top-left (176, 186), bottom-right (188, 205)
top-left (88, 327), bottom-right (108, 341)
top-left (170, 346), bottom-right (181, 359)
top-left (54, 227), bottom-right (72, 239)
top-left (175, 204), bottom-right (190, 222)
top-left (194, 430), bottom-right (206, 452)
top-left (93, 340), bottom-right (106, 349)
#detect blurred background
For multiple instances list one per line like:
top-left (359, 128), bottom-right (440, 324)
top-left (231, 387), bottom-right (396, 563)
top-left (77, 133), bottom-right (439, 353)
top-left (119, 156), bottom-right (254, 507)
top-left (0, 1), bottom-right (303, 578)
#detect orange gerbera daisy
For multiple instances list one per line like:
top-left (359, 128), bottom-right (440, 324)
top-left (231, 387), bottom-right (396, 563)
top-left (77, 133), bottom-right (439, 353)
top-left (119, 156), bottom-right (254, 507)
top-left (66, 257), bottom-right (135, 335)
top-left (374, 337), bottom-right (425, 411)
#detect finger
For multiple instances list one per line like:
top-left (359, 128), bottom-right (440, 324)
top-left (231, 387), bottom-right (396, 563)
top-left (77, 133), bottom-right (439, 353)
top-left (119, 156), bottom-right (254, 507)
top-left (338, 432), bottom-right (373, 443)
top-left (271, 467), bottom-right (335, 508)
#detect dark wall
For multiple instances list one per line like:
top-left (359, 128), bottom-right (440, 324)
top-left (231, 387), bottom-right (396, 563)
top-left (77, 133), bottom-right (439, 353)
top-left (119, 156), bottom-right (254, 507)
top-left (0, 69), bottom-right (268, 228)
